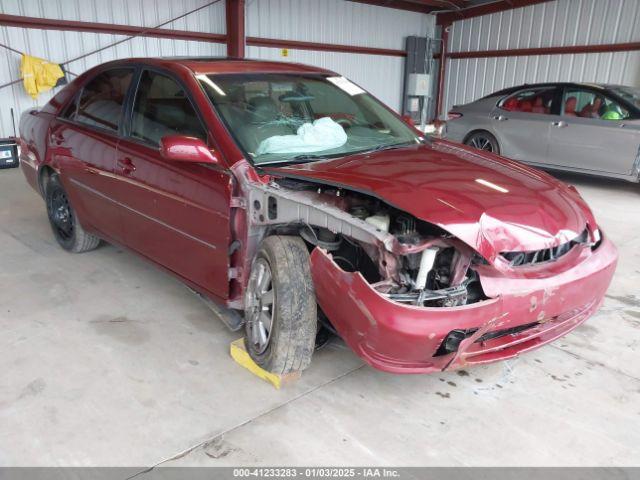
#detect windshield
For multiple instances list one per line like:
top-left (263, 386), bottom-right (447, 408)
top-left (199, 73), bottom-right (421, 165)
top-left (609, 86), bottom-right (640, 109)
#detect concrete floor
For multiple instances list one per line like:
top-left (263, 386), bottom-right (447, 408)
top-left (1, 167), bottom-right (639, 468)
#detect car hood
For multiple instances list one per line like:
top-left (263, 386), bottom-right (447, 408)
top-left (263, 139), bottom-right (596, 261)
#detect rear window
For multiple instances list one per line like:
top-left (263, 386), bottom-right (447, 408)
top-left (499, 87), bottom-right (556, 114)
top-left (67, 68), bottom-right (133, 132)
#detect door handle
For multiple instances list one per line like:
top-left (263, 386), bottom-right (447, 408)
top-left (117, 157), bottom-right (136, 175)
top-left (492, 115), bottom-right (508, 121)
top-left (551, 121), bottom-right (568, 128)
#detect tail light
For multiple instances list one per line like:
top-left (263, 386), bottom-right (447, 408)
top-left (447, 111), bottom-right (463, 120)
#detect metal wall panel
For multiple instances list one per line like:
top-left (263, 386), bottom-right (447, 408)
top-left (247, 0), bottom-right (432, 50)
top-left (0, 0), bottom-right (226, 137)
top-left (0, 0), bottom-right (434, 136)
top-left (246, 0), bottom-right (435, 111)
top-left (442, 0), bottom-right (640, 114)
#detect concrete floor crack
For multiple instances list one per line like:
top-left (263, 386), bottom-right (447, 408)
top-left (127, 363), bottom-right (366, 478)
top-left (550, 344), bottom-right (640, 383)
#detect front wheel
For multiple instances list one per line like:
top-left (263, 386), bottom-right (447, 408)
top-left (244, 236), bottom-right (317, 374)
top-left (465, 131), bottom-right (500, 154)
top-left (45, 174), bottom-right (101, 253)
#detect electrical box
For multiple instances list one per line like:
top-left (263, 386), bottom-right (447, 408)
top-left (0, 139), bottom-right (18, 169)
top-left (407, 97), bottom-right (420, 112)
top-left (407, 73), bottom-right (431, 97)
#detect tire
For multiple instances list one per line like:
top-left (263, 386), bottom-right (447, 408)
top-left (45, 174), bottom-right (101, 253)
top-left (244, 235), bottom-right (317, 374)
top-left (465, 131), bottom-right (500, 154)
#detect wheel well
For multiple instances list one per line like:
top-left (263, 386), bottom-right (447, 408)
top-left (38, 166), bottom-right (56, 197)
top-left (462, 129), bottom-right (496, 145)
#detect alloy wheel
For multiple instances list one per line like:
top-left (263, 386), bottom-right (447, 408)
top-left (246, 258), bottom-right (275, 354)
top-left (469, 135), bottom-right (495, 152)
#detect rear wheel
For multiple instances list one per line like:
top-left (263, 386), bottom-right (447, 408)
top-left (45, 174), bottom-right (101, 253)
top-left (465, 131), bottom-right (500, 154)
top-left (244, 236), bottom-right (317, 374)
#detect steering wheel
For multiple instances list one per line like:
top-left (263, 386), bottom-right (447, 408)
top-left (335, 117), bottom-right (354, 129)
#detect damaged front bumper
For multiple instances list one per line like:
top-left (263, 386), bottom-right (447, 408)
top-left (310, 235), bottom-right (617, 374)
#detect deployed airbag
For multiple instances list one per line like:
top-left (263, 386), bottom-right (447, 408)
top-left (256, 117), bottom-right (347, 155)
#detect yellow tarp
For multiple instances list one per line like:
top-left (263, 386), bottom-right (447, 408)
top-left (20, 54), bottom-right (64, 99)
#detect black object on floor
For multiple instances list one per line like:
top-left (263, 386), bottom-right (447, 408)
top-left (0, 138), bottom-right (18, 169)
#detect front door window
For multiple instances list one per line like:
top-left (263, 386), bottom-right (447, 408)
top-left (131, 70), bottom-right (207, 145)
top-left (562, 88), bottom-right (629, 120)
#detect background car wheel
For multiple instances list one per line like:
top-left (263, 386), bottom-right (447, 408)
top-left (465, 131), bottom-right (500, 154)
top-left (244, 235), bottom-right (317, 374)
top-left (45, 174), bottom-right (101, 253)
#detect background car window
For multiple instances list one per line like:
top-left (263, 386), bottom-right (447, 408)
top-left (609, 86), bottom-right (640, 110)
top-left (131, 71), bottom-right (207, 145)
top-left (562, 88), bottom-right (629, 120)
top-left (499, 88), bottom-right (555, 114)
top-left (71, 69), bottom-right (133, 132)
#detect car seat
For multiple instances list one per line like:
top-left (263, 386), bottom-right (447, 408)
top-left (238, 96), bottom-right (296, 153)
top-left (564, 97), bottom-right (577, 116)
top-left (502, 97), bottom-right (518, 111)
top-left (519, 99), bottom-right (533, 112)
top-left (531, 97), bottom-right (547, 114)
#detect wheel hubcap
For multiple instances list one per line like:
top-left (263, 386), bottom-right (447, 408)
top-left (470, 136), bottom-right (494, 151)
top-left (48, 189), bottom-right (74, 240)
top-left (246, 258), bottom-right (275, 354)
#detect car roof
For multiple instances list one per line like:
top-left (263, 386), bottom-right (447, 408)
top-left (472, 81), bottom-right (640, 115)
top-left (483, 82), bottom-right (612, 98)
top-left (93, 56), bottom-right (337, 76)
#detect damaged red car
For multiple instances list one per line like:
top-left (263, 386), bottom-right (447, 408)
top-left (19, 58), bottom-right (617, 374)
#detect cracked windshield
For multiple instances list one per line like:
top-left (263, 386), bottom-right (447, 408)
top-left (199, 73), bottom-right (421, 165)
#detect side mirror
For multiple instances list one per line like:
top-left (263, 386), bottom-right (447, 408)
top-left (159, 135), bottom-right (220, 165)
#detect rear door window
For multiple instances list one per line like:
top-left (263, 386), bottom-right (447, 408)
top-left (130, 70), bottom-right (207, 146)
top-left (499, 87), bottom-right (557, 115)
top-left (71, 68), bottom-right (133, 132)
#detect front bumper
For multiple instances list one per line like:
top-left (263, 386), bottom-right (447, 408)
top-left (310, 236), bottom-right (617, 374)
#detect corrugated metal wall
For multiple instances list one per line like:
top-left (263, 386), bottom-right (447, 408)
top-left (246, 0), bottom-right (435, 110)
top-left (0, 0), bottom-right (433, 138)
top-left (0, 0), bottom-right (226, 138)
top-left (442, 0), bottom-right (640, 115)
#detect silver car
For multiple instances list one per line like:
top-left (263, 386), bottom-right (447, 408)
top-left (443, 83), bottom-right (640, 182)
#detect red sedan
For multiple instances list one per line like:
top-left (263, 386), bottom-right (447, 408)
top-left (18, 58), bottom-right (617, 374)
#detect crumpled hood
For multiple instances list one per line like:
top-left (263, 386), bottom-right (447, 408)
top-left (264, 139), bottom-right (597, 261)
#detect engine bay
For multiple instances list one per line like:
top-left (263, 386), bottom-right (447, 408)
top-left (269, 177), bottom-right (487, 307)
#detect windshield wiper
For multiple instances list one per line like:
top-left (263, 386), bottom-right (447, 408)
top-left (358, 141), bottom-right (416, 155)
top-left (259, 153), bottom-right (331, 167)
top-left (291, 153), bottom-right (330, 162)
top-left (258, 141), bottom-right (418, 167)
